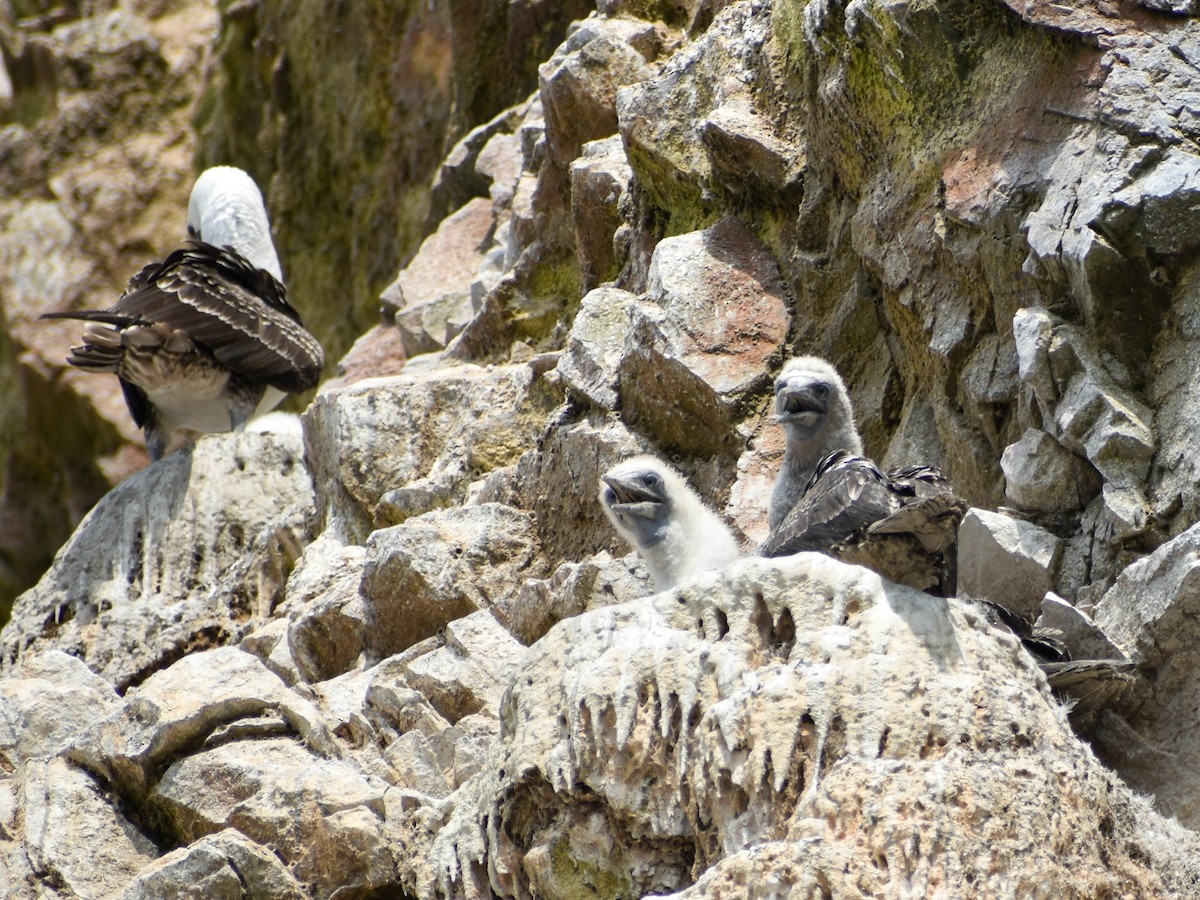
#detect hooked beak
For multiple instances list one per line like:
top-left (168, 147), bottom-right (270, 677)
top-left (602, 474), bottom-right (663, 520)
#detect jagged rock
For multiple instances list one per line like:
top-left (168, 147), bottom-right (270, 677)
top-left (1089, 519), bottom-right (1200, 826)
top-left (361, 504), bottom-right (547, 661)
top-left (22, 757), bottom-right (158, 898)
top-left (304, 361), bottom-right (560, 539)
top-left (618, 217), bottom-right (789, 456)
top-left (0, 432), bottom-right (316, 690)
top-left (0, 650), bottom-right (120, 764)
top-left (121, 829), bottom-right (305, 900)
top-left (1011, 307), bottom-right (1155, 490)
top-left (642, 216), bottom-right (790, 396)
top-left (397, 611), bottom-right (525, 723)
top-left (1012, 309), bottom-right (1058, 419)
top-left (957, 507), bottom-right (1063, 621)
top-left (617, 2), bottom-right (776, 216)
top-left (700, 95), bottom-right (805, 196)
top-left (382, 197), bottom-right (496, 355)
top-left (538, 14), bottom-right (660, 166)
top-left (724, 414), bottom-right (785, 546)
top-left (358, 648), bottom-right (452, 743)
top-left (556, 285), bottom-right (639, 410)
top-left (283, 537), bottom-right (369, 684)
top-left (239, 618), bottom-right (302, 687)
top-left (153, 738), bottom-right (393, 899)
top-left (507, 413), bottom-right (643, 570)
top-left (429, 556), bottom-right (1198, 898)
top-left (1055, 369), bottom-right (1155, 487)
top-left (570, 136), bottom-right (634, 292)
top-left (1102, 482), bottom-right (1151, 540)
top-left (327, 323), bottom-right (409, 387)
top-left (71, 647), bottom-right (339, 802)
top-left (1001, 428), bottom-right (1098, 513)
top-left (501, 551), bottom-right (652, 645)
top-left (1038, 593), bottom-right (1128, 663)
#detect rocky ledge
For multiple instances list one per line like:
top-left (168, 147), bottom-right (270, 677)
top-left (6, 0), bottom-right (1200, 897)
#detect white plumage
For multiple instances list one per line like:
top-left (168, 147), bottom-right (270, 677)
top-left (600, 455), bottom-right (741, 592)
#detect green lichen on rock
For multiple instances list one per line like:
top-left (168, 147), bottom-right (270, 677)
top-left (548, 836), bottom-right (635, 899)
top-left (776, 0), bottom-right (1068, 198)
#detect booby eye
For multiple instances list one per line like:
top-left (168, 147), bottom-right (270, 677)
top-left (604, 488), bottom-right (616, 505)
top-left (642, 473), bottom-right (661, 488)
top-left (774, 380), bottom-right (787, 395)
top-left (187, 224), bottom-right (198, 238)
top-left (813, 383), bottom-right (831, 399)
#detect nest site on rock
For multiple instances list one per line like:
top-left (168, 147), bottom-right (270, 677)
top-left (6, 1), bottom-right (1200, 898)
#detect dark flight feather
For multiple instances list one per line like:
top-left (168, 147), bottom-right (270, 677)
top-left (42, 241), bottom-right (323, 395)
top-left (762, 450), bottom-right (967, 595)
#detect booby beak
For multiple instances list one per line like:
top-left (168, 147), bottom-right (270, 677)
top-left (772, 380), bottom-right (831, 427)
top-left (601, 472), bottom-right (665, 520)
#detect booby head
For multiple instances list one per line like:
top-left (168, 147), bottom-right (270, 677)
top-left (772, 356), bottom-right (860, 449)
top-left (187, 166), bottom-right (282, 280)
top-left (601, 456), bottom-right (674, 548)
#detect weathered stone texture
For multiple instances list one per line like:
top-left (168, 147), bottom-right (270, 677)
top-left (8, 0), bottom-right (1200, 897)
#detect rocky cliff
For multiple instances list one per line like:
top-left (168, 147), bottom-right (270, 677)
top-left (4, 0), bottom-right (1200, 896)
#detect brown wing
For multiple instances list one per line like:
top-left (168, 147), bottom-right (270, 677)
top-left (110, 241), bottom-right (324, 393)
top-left (887, 463), bottom-right (952, 499)
top-left (762, 453), bottom-right (901, 557)
top-left (866, 492), bottom-right (967, 554)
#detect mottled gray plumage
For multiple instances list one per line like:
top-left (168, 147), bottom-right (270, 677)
top-left (763, 449), bottom-right (966, 595)
top-left (768, 356), bottom-right (863, 532)
top-left (41, 167), bottom-right (323, 460)
top-left (600, 455), bottom-right (741, 592)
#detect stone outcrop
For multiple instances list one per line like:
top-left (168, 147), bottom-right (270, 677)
top-left (7, 0), bottom-right (1200, 897)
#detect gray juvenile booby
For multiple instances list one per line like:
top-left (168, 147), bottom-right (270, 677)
top-left (41, 166), bottom-right (324, 460)
top-left (768, 356), bottom-right (863, 532)
top-left (600, 455), bottom-right (741, 592)
top-left (763, 449), bottom-right (967, 595)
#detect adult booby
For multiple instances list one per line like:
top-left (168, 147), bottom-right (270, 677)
top-left (600, 455), bottom-right (741, 591)
top-left (762, 449), bottom-right (966, 594)
top-left (41, 166), bottom-right (324, 460)
top-left (768, 356), bottom-right (863, 532)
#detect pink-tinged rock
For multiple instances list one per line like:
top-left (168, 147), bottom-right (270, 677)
top-left (617, 217), bottom-right (790, 456)
top-left (380, 197), bottom-right (497, 355)
top-left (327, 324), bottom-right (409, 389)
top-left (725, 411), bottom-right (786, 547)
top-left (644, 217), bottom-right (790, 393)
top-left (538, 15), bottom-right (659, 166)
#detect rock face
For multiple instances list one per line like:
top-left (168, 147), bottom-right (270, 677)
top-left (7, 0), bottom-right (1200, 896)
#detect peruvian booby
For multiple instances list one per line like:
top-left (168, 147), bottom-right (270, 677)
top-left (41, 166), bottom-right (324, 460)
top-left (763, 449), bottom-right (966, 594)
top-left (768, 356), bottom-right (863, 532)
top-left (600, 455), bottom-right (741, 592)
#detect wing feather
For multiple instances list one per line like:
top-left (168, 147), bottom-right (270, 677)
top-left (763, 453), bottom-right (900, 557)
top-left (109, 241), bottom-right (324, 391)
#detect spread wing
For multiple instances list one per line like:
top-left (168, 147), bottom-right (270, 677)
top-left (110, 241), bottom-right (323, 393)
top-left (762, 452), bottom-right (901, 557)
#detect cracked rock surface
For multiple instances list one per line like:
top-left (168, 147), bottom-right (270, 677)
top-left (7, 0), bottom-right (1200, 896)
